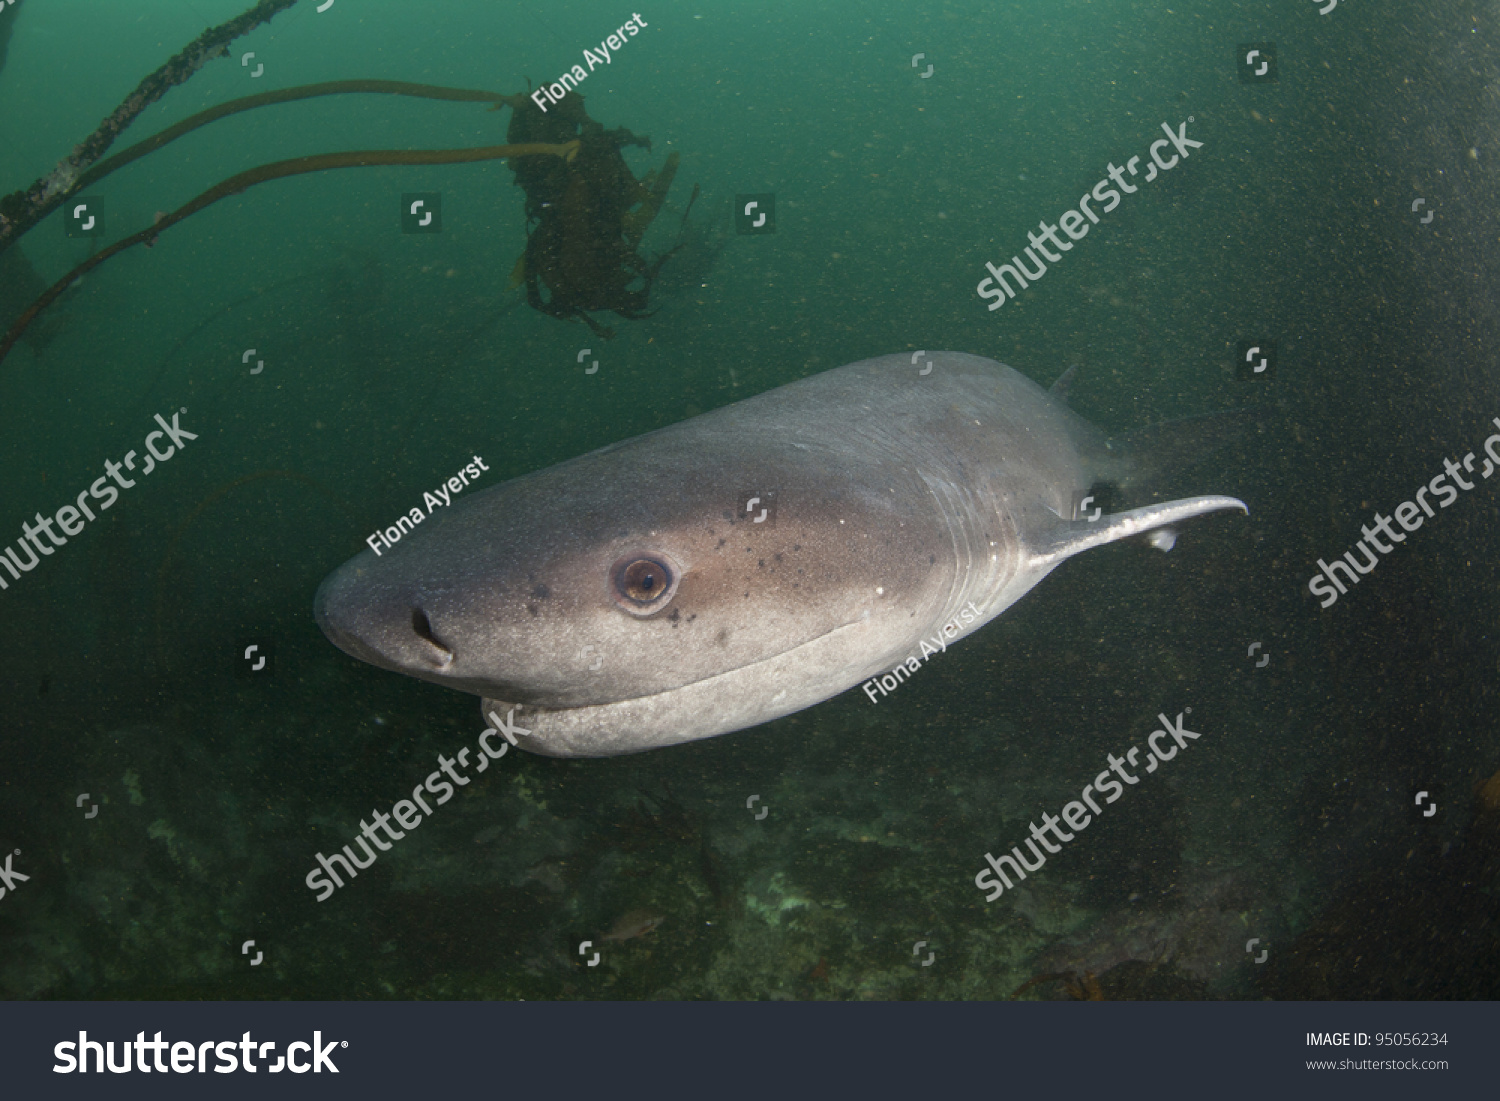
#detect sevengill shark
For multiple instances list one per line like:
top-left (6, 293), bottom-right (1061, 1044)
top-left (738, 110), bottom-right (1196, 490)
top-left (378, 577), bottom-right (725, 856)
top-left (315, 352), bottom-right (1246, 756)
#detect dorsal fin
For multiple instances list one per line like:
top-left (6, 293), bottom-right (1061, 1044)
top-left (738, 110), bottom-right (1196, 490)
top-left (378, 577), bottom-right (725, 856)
top-left (1049, 365), bottom-right (1078, 404)
top-left (1028, 496), bottom-right (1247, 568)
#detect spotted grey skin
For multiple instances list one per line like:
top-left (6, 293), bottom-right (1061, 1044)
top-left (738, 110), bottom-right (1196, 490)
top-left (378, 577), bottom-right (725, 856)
top-left (314, 352), bottom-right (1246, 757)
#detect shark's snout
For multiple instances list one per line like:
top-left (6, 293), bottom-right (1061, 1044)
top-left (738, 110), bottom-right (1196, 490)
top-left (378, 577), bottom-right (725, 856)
top-left (314, 565), bottom-right (456, 676)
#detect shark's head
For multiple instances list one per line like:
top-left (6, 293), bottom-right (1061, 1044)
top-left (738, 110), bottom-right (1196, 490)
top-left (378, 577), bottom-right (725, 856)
top-left (314, 420), bottom-right (955, 757)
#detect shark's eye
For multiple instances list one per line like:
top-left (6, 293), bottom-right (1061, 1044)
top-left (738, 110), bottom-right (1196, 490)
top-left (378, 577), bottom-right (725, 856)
top-left (610, 553), bottom-right (680, 616)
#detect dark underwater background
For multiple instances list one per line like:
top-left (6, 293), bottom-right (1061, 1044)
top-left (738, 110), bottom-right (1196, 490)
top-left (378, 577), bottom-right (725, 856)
top-left (1, 0), bottom-right (1498, 1000)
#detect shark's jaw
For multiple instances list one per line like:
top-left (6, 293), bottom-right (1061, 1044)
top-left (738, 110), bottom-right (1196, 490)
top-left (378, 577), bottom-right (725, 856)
top-left (481, 614), bottom-right (885, 757)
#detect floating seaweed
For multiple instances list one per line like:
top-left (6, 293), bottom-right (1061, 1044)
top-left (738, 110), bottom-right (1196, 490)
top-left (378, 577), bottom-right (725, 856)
top-left (503, 90), bottom-right (687, 338)
top-left (0, 0), bottom-right (21, 79)
top-left (0, 132), bottom-right (580, 366)
top-left (0, 81), bottom-right (690, 361)
top-left (0, 0), bottom-right (693, 359)
top-left (0, 0), bottom-right (302, 253)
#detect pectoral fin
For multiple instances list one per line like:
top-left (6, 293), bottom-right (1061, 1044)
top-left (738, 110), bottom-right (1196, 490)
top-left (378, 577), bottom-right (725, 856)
top-left (1028, 495), bottom-right (1247, 569)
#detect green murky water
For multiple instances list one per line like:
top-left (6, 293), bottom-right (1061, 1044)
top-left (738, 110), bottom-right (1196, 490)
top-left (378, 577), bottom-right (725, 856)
top-left (2, 0), bottom-right (1498, 1000)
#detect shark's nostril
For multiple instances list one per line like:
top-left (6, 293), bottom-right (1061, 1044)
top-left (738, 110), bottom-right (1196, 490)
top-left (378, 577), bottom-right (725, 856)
top-left (411, 608), bottom-right (453, 659)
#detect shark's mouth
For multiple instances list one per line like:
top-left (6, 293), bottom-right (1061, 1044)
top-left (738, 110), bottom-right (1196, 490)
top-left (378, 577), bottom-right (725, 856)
top-left (453, 609), bottom-right (865, 709)
top-left (482, 614), bottom-right (877, 758)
